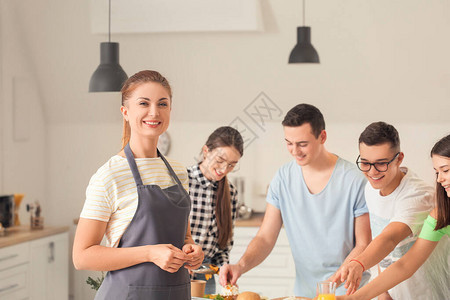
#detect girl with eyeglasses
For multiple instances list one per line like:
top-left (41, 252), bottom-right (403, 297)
top-left (336, 134), bottom-right (450, 300)
top-left (187, 126), bottom-right (244, 294)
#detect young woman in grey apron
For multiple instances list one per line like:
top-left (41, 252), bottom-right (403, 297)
top-left (73, 70), bottom-right (204, 300)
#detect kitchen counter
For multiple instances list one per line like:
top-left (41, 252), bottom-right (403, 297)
top-left (0, 225), bottom-right (69, 248)
top-left (235, 212), bottom-right (265, 227)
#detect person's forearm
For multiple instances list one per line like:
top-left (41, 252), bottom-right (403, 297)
top-left (342, 243), bottom-right (367, 265)
top-left (237, 235), bottom-right (276, 274)
top-left (185, 236), bottom-right (196, 245)
top-left (351, 236), bottom-right (397, 270)
top-left (349, 258), bottom-right (416, 300)
top-left (73, 244), bottom-right (150, 271)
top-left (185, 221), bottom-right (198, 246)
top-left (350, 239), bottom-right (437, 300)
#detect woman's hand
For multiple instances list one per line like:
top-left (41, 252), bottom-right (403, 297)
top-left (149, 244), bottom-right (189, 273)
top-left (182, 243), bottom-right (204, 270)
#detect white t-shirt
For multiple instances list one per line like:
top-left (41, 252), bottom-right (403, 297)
top-left (80, 155), bottom-right (188, 248)
top-left (365, 167), bottom-right (435, 299)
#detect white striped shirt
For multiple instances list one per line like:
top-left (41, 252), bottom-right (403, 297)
top-left (80, 155), bottom-right (188, 248)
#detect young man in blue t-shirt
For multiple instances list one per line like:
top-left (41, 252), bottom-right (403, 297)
top-left (219, 103), bottom-right (371, 297)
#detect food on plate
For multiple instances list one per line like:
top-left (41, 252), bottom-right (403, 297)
top-left (209, 285), bottom-right (268, 300)
top-left (193, 264), bottom-right (220, 281)
top-left (220, 284), bottom-right (239, 299)
top-left (205, 264), bottom-right (220, 281)
top-left (236, 291), bottom-right (261, 300)
top-left (203, 295), bottom-right (225, 300)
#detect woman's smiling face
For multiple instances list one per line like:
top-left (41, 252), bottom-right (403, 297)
top-left (121, 82), bottom-right (171, 140)
top-left (432, 154), bottom-right (450, 197)
top-left (200, 146), bottom-right (241, 181)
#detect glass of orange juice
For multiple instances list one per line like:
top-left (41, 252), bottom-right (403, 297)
top-left (317, 281), bottom-right (336, 300)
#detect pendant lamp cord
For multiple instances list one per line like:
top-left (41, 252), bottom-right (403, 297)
top-left (108, 0), bottom-right (111, 43)
top-left (302, 0), bottom-right (305, 26)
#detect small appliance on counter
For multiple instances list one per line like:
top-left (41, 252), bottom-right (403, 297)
top-left (0, 195), bottom-right (15, 232)
top-left (231, 177), bottom-right (253, 220)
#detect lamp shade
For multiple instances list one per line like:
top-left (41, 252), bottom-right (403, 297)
top-left (89, 42), bottom-right (128, 92)
top-left (288, 26), bottom-right (320, 63)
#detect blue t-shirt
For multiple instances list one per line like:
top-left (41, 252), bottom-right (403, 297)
top-left (266, 157), bottom-right (369, 297)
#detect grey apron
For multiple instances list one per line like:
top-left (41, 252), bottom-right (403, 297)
top-left (95, 144), bottom-right (191, 300)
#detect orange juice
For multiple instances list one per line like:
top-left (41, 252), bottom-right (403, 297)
top-left (317, 294), bottom-right (336, 300)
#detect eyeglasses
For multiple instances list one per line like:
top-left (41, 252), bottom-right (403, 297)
top-left (356, 152), bottom-right (400, 172)
top-left (214, 156), bottom-right (239, 172)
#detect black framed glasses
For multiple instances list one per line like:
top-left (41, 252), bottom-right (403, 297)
top-left (356, 152), bottom-right (400, 172)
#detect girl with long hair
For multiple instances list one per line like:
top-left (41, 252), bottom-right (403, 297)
top-left (188, 126), bottom-right (244, 293)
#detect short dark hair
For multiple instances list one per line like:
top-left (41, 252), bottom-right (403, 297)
top-left (282, 103), bottom-right (325, 138)
top-left (358, 121), bottom-right (400, 151)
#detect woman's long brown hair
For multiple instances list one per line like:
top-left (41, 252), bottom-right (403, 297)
top-left (120, 70), bottom-right (172, 149)
top-left (203, 126), bottom-right (244, 249)
top-left (430, 134), bottom-right (450, 230)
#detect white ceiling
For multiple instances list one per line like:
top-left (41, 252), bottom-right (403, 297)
top-left (3, 0), bottom-right (450, 125)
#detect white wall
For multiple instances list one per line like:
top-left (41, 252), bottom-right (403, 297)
top-left (0, 0), bottom-right (47, 226)
top-left (168, 120), bottom-right (449, 212)
top-left (1, 0), bottom-right (449, 299)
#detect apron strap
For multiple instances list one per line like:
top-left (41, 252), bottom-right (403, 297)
top-left (157, 149), bottom-right (186, 189)
top-left (124, 144), bottom-right (144, 186)
top-left (124, 143), bottom-right (186, 192)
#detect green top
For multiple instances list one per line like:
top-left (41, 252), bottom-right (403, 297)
top-left (418, 215), bottom-right (450, 242)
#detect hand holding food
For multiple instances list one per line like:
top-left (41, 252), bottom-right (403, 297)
top-left (219, 263), bottom-right (243, 286)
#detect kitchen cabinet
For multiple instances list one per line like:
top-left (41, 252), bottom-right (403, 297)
top-left (0, 243), bottom-right (29, 299)
top-left (29, 232), bottom-right (68, 300)
top-left (229, 227), bottom-right (296, 298)
top-left (0, 227), bottom-right (68, 300)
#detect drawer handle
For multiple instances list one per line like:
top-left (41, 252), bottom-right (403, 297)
top-left (0, 283), bottom-right (19, 293)
top-left (48, 241), bottom-right (55, 263)
top-left (0, 254), bottom-right (18, 262)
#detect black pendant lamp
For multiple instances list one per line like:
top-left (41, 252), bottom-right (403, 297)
top-left (89, 0), bottom-right (128, 92)
top-left (288, 0), bottom-right (320, 64)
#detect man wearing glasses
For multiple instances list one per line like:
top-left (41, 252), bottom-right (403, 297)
top-left (333, 121), bottom-right (435, 299)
